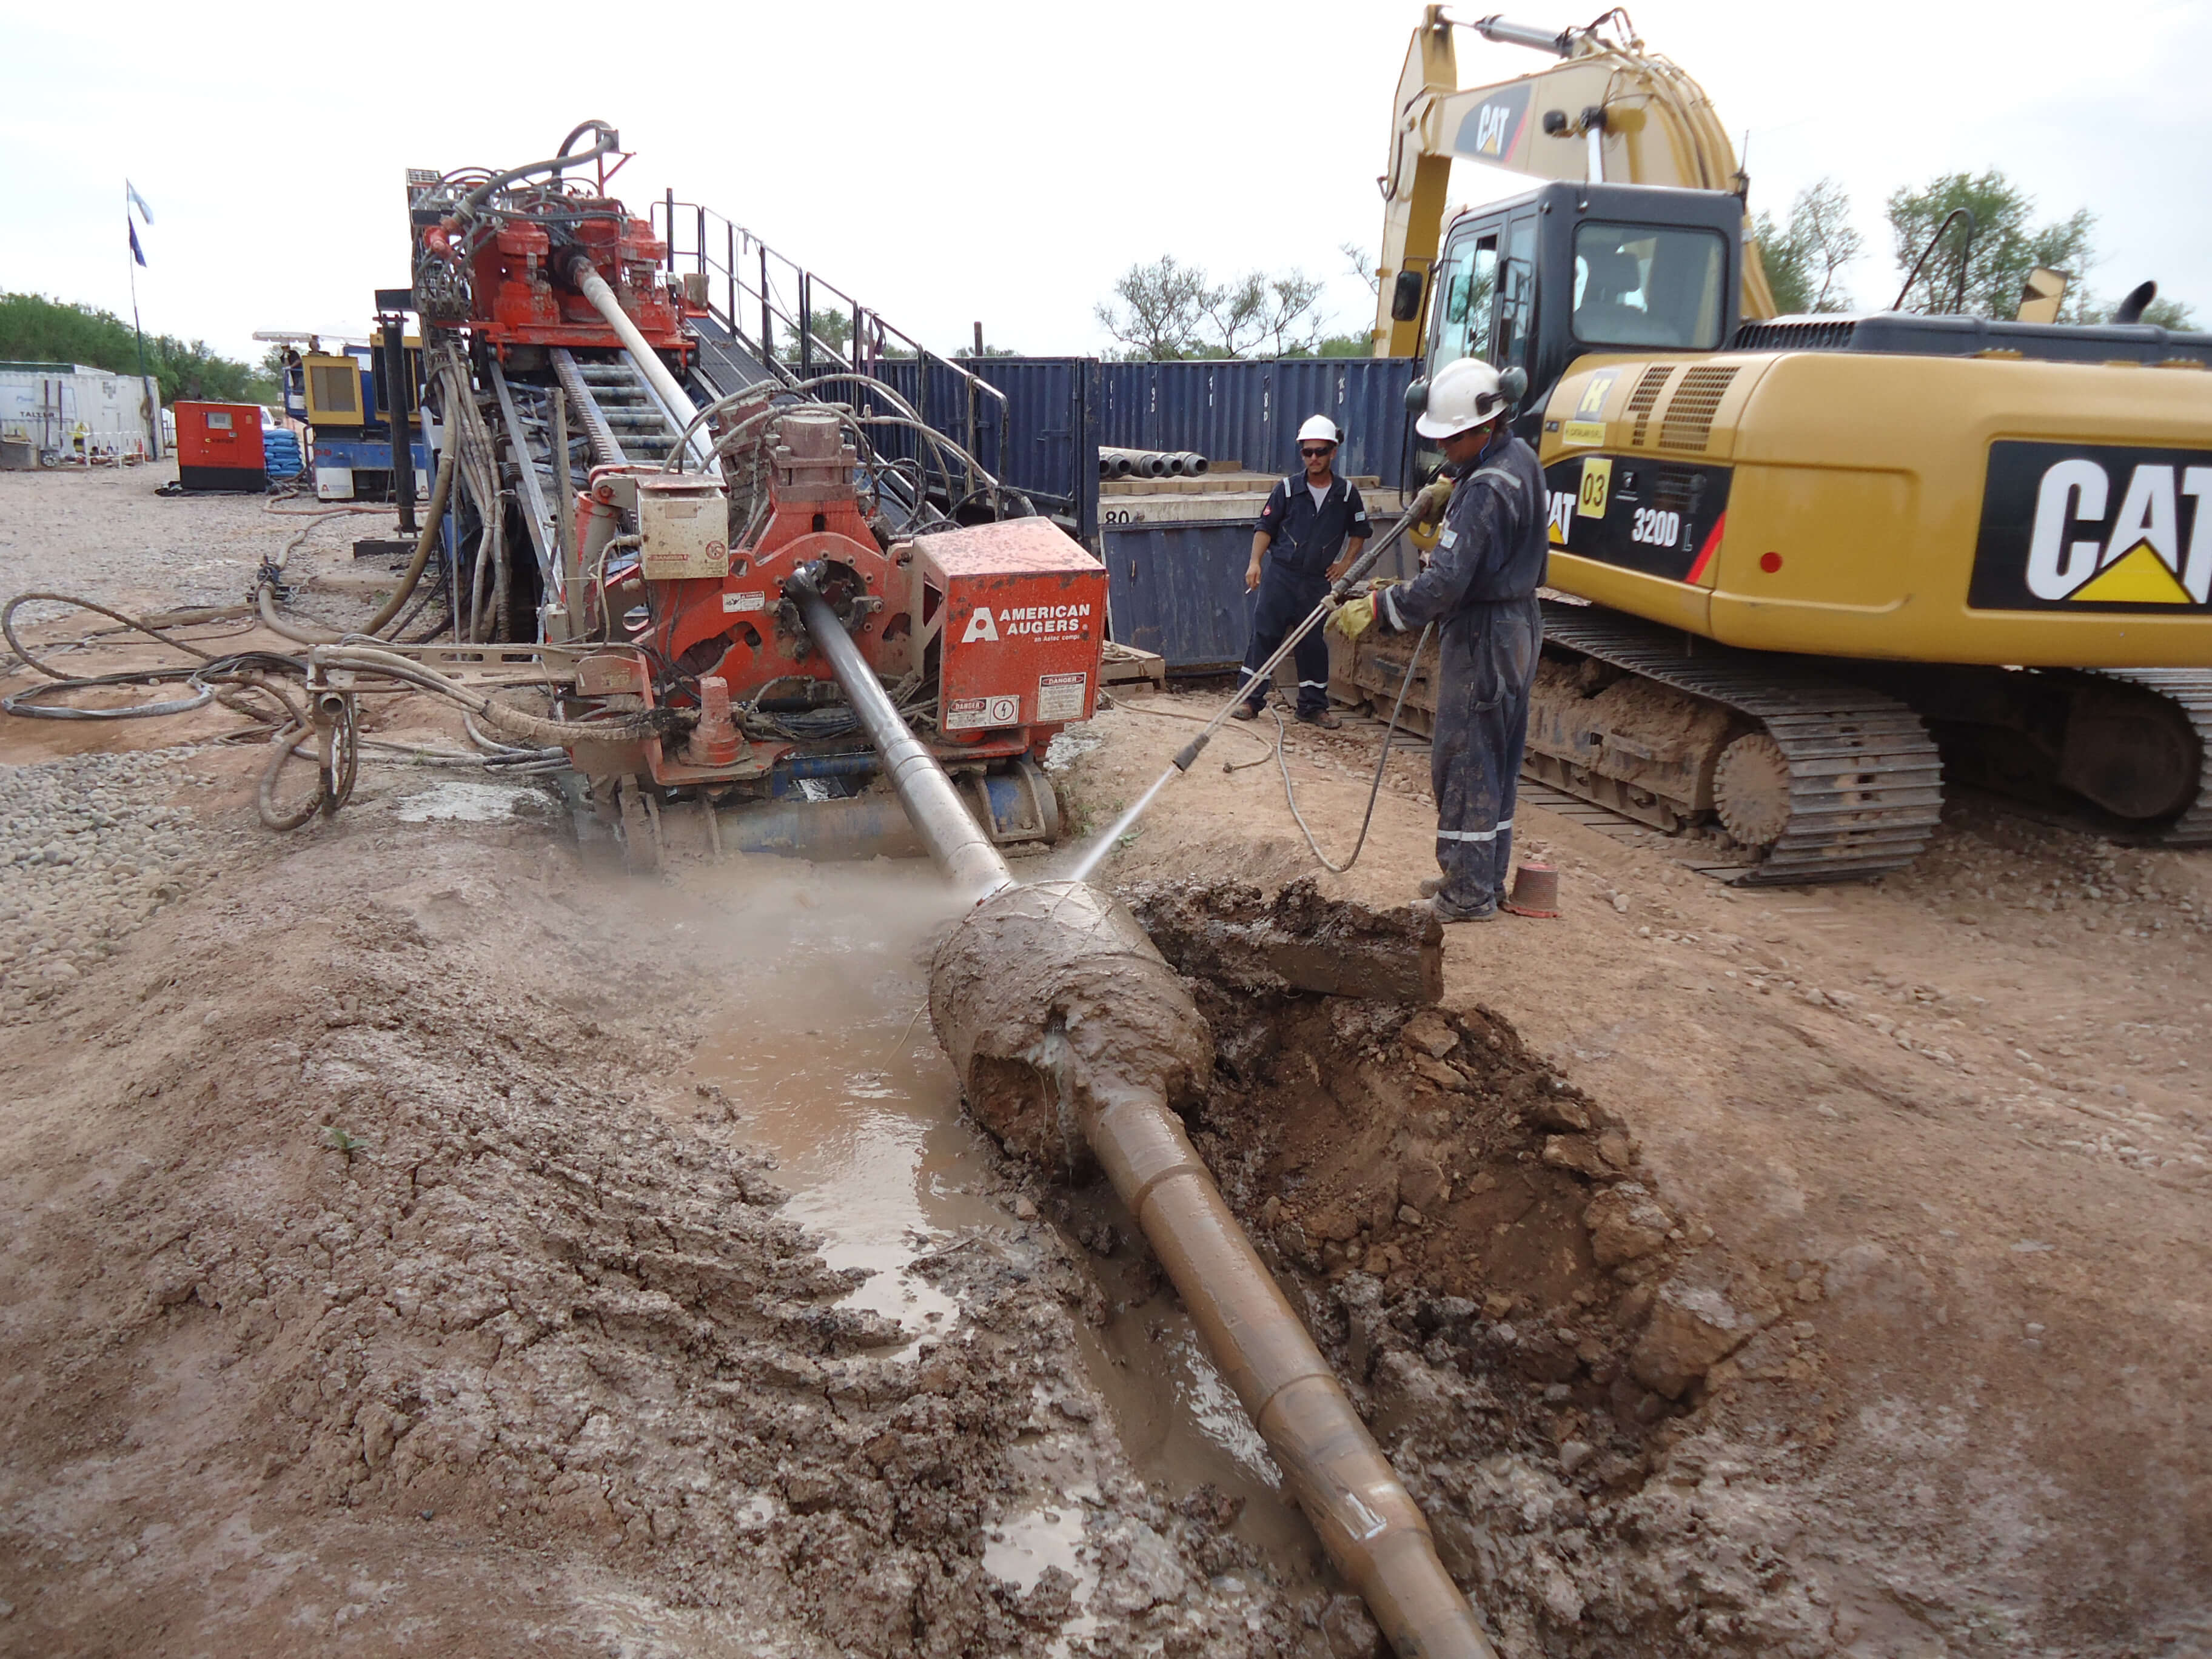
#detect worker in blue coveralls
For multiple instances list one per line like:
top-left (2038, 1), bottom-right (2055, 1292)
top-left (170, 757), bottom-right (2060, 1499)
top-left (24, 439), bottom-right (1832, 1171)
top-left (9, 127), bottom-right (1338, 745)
top-left (1232, 414), bottom-right (1370, 730)
top-left (1332, 358), bottom-right (1545, 921)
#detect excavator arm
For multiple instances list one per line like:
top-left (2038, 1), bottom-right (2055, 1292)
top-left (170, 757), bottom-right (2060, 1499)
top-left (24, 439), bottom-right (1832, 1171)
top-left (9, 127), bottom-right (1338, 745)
top-left (1373, 6), bottom-right (1776, 355)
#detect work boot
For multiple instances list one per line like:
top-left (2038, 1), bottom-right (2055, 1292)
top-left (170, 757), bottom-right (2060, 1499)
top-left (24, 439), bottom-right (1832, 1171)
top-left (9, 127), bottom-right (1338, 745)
top-left (1423, 896), bottom-right (1498, 923)
top-left (1230, 702), bottom-right (1262, 722)
top-left (1298, 709), bottom-right (1342, 730)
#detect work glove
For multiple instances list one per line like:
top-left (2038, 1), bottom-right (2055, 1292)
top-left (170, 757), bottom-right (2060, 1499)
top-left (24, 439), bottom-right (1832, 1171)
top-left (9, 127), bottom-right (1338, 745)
top-left (1330, 594), bottom-right (1378, 642)
top-left (1410, 477), bottom-right (1455, 528)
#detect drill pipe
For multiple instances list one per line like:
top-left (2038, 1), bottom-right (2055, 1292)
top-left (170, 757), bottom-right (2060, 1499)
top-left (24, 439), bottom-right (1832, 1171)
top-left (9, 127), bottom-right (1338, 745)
top-left (564, 256), bottom-right (719, 473)
top-left (930, 882), bottom-right (1497, 1659)
top-left (785, 568), bottom-right (1015, 903)
top-left (793, 550), bottom-right (1492, 1653)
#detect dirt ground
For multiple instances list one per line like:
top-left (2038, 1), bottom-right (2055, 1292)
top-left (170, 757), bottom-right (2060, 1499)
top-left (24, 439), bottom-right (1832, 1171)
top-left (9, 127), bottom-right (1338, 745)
top-left (0, 468), bottom-right (2206, 1657)
top-left (1071, 692), bottom-right (2211, 1656)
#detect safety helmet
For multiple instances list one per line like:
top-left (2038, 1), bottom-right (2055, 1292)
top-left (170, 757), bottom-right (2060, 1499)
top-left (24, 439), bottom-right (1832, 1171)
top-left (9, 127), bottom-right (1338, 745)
top-left (1414, 357), bottom-right (1511, 439)
top-left (1296, 414), bottom-right (1339, 446)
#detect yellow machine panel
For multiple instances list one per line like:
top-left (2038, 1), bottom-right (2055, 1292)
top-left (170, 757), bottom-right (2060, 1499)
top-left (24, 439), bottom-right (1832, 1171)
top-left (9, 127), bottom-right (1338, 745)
top-left (301, 354), bottom-right (366, 426)
top-left (1540, 354), bottom-right (2212, 668)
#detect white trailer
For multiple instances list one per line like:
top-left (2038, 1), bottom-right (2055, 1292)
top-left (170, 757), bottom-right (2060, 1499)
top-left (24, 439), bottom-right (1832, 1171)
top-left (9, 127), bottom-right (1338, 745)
top-left (0, 362), bottom-right (160, 466)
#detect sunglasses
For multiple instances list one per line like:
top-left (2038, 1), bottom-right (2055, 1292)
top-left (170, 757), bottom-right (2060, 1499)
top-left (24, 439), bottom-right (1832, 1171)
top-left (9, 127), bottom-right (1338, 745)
top-left (1299, 445), bottom-right (1335, 458)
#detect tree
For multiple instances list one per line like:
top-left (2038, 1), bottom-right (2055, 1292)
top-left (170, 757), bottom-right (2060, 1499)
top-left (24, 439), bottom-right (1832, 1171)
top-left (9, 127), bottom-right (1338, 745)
top-left (785, 305), bottom-right (851, 361)
top-left (0, 292), bottom-right (274, 403)
top-left (1339, 242), bottom-right (1379, 298)
top-left (1885, 171), bottom-right (2096, 320)
top-left (1752, 178), bottom-right (1862, 315)
top-left (2088, 293), bottom-right (2197, 331)
top-left (1097, 258), bottom-right (1329, 359)
top-left (1095, 256), bottom-right (1212, 358)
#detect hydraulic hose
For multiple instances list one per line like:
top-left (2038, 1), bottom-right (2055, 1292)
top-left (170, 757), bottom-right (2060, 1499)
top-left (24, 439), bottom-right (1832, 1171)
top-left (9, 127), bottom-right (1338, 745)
top-left (363, 448), bottom-right (455, 635)
top-left (783, 566), bottom-right (1014, 903)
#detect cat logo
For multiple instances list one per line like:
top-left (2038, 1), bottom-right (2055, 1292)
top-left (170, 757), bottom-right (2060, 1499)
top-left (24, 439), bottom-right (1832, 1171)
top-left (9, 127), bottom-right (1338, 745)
top-left (2027, 458), bottom-right (2211, 603)
top-left (960, 606), bottom-right (1000, 643)
top-left (1970, 442), bottom-right (2212, 611)
top-left (1453, 84), bottom-right (1530, 163)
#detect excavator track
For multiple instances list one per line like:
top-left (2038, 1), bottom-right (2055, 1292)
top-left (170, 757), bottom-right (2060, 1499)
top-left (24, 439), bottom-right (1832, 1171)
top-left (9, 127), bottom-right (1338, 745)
top-left (1538, 602), bottom-right (1945, 885)
top-left (2085, 668), bottom-right (2212, 846)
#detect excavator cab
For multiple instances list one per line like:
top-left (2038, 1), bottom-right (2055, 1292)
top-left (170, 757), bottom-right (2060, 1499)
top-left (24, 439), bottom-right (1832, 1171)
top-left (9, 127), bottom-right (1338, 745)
top-left (1407, 180), bottom-right (1743, 478)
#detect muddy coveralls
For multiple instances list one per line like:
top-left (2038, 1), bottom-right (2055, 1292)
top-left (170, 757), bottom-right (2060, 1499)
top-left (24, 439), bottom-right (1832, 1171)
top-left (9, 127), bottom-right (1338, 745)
top-left (1373, 431), bottom-right (1548, 916)
top-left (1239, 472), bottom-right (1370, 719)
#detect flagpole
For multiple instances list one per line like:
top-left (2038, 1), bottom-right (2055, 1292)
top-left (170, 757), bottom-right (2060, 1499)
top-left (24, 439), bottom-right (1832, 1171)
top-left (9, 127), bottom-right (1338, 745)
top-left (126, 181), bottom-right (161, 461)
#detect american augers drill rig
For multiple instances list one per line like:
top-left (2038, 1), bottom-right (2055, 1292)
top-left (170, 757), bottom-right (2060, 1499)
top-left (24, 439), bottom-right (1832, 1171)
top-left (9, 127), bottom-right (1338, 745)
top-left (295, 122), bottom-right (1099, 866)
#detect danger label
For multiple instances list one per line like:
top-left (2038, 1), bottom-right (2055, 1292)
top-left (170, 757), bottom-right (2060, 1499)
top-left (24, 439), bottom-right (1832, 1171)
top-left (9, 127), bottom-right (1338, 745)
top-left (1036, 671), bottom-right (1087, 722)
top-left (944, 694), bottom-right (1021, 731)
top-left (721, 590), bottom-right (767, 613)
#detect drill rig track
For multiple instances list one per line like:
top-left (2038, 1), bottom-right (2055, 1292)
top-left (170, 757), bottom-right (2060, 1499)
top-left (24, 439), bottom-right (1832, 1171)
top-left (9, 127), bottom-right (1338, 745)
top-left (1537, 601), bottom-right (1945, 885)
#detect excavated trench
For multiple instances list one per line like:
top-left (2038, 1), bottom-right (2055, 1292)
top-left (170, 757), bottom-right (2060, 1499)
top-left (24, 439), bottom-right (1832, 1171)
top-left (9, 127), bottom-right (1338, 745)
top-left (691, 857), bottom-right (1829, 1655)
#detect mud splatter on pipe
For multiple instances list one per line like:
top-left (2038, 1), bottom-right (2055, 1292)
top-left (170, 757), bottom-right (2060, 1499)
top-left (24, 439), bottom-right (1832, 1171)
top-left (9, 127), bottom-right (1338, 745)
top-left (930, 880), bottom-right (1496, 1659)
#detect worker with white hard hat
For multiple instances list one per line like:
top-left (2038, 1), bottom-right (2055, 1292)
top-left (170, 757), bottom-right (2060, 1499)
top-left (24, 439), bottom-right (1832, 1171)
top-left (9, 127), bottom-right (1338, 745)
top-left (1332, 357), bottom-right (1546, 920)
top-left (1234, 414), bottom-right (1370, 729)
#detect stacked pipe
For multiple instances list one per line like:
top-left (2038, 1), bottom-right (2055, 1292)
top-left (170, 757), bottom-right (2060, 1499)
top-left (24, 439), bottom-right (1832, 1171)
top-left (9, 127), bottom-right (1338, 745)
top-left (783, 571), bottom-right (1495, 1658)
top-left (1098, 446), bottom-right (1208, 480)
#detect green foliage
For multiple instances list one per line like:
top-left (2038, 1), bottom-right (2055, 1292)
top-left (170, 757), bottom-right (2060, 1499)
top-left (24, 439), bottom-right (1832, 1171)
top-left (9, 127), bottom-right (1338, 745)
top-left (1752, 178), bottom-right (1863, 315)
top-left (0, 292), bottom-right (275, 403)
top-left (1885, 172), bottom-right (2096, 320)
top-left (1096, 256), bottom-right (1330, 359)
top-left (1287, 333), bottom-right (1373, 358)
top-left (782, 306), bottom-right (852, 362)
top-left (2090, 293), bottom-right (2197, 331)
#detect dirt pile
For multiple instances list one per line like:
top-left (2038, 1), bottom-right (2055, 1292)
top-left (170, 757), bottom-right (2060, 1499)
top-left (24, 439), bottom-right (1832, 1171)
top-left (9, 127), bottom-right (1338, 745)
top-left (1115, 879), bottom-right (1840, 1655)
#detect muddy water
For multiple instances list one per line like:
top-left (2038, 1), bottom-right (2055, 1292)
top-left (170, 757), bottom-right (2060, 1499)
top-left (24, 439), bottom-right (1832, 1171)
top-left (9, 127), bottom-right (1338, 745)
top-left (675, 859), bottom-right (1322, 1595)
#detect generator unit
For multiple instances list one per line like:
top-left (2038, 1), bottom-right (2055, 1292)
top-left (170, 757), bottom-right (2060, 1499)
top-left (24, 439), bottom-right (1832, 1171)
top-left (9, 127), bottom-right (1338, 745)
top-left (172, 400), bottom-right (266, 492)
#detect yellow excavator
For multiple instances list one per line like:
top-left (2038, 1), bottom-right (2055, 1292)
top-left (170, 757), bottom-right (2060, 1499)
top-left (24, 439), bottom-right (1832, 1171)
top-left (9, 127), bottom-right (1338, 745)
top-left (1361, 7), bottom-right (2212, 882)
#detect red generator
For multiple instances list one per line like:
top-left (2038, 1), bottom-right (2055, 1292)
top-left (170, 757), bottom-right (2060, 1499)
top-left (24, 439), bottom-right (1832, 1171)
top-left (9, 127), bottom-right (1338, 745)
top-left (173, 401), bottom-right (266, 493)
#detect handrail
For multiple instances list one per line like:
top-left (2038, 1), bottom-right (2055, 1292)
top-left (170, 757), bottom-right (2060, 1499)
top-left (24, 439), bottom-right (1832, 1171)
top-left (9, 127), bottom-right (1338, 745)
top-left (649, 195), bottom-right (1010, 500)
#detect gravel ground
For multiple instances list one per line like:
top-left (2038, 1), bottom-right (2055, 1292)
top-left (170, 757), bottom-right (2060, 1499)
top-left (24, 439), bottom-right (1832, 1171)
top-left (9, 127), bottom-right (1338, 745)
top-left (0, 747), bottom-right (224, 1017)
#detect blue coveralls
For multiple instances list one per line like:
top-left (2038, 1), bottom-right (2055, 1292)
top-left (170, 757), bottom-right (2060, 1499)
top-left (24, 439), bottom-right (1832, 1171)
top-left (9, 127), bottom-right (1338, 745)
top-left (1375, 432), bottom-right (1547, 916)
top-left (1241, 472), bottom-right (1370, 717)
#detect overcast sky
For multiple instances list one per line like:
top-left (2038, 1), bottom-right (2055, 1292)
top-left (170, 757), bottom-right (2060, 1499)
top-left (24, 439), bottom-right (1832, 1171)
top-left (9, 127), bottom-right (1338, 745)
top-left (8, 0), bottom-right (2207, 367)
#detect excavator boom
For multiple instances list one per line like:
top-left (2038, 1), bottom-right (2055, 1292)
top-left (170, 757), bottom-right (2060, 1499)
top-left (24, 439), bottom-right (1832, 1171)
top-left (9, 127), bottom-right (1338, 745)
top-left (1374, 7), bottom-right (1775, 354)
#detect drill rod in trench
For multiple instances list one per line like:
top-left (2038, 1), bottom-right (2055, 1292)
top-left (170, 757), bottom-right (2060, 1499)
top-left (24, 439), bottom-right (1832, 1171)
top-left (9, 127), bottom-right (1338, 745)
top-left (789, 565), bottom-right (1496, 1658)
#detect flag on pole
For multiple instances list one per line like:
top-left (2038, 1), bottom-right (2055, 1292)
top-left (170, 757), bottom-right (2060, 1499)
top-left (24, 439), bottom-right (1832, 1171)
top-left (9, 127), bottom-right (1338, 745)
top-left (129, 221), bottom-right (148, 267)
top-left (127, 181), bottom-right (153, 224)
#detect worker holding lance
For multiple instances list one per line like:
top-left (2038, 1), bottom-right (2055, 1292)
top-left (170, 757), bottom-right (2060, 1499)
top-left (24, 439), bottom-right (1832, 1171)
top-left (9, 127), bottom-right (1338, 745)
top-left (1333, 357), bottom-right (1546, 921)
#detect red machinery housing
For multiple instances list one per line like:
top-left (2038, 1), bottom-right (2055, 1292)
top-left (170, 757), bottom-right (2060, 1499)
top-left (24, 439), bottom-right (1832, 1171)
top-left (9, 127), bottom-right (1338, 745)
top-left (173, 401), bottom-right (266, 492)
top-left (567, 407), bottom-right (1103, 798)
top-left (408, 173), bottom-right (692, 358)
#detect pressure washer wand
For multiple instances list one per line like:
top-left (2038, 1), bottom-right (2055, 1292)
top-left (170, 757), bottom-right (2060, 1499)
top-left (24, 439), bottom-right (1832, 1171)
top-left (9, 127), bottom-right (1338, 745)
top-left (1067, 511), bottom-right (1421, 883)
top-left (1167, 511), bottom-right (1418, 774)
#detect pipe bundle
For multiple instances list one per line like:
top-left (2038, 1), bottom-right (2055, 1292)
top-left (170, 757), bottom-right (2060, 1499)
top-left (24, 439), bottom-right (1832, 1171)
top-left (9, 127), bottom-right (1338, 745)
top-left (1098, 447), bottom-right (1208, 480)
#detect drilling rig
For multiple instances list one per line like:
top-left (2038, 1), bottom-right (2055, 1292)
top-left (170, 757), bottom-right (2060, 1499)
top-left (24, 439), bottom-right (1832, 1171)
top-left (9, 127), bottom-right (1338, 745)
top-left (366, 122), bottom-right (1099, 867)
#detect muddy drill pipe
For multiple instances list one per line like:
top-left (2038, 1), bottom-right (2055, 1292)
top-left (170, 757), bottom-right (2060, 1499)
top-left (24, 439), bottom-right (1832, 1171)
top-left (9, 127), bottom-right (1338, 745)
top-left (790, 572), bottom-right (1492, 1658)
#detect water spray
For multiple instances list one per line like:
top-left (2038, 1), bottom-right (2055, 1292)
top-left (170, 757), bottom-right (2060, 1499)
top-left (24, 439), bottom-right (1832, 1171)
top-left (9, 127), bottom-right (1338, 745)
top-left (1067, 511), bottom-right (1421, 883)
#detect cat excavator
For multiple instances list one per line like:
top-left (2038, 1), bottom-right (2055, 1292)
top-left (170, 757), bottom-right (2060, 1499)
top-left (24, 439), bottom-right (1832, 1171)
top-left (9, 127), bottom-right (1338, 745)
top-left (1358, 7), bottom-right (2212, 882)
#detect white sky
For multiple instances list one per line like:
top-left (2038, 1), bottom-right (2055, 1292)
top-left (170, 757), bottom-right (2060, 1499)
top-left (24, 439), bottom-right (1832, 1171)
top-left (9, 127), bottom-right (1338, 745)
top-left (7, 0), bottom-right (2207, 366)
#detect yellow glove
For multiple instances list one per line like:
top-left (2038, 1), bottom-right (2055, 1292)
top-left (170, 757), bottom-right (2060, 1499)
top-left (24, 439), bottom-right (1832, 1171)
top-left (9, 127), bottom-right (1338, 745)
top-left (1331, 594), bottom-right (1377, 642)
top-left (1410, 477), bottom-right (1455, 528)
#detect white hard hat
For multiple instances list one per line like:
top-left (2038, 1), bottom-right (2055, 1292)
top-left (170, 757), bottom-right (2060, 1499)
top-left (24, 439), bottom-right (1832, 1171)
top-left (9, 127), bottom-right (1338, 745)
top-left (1296, 414), bottom-right (1339, 446)
top-left (1415, 357), bottom-right (1511, 439)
